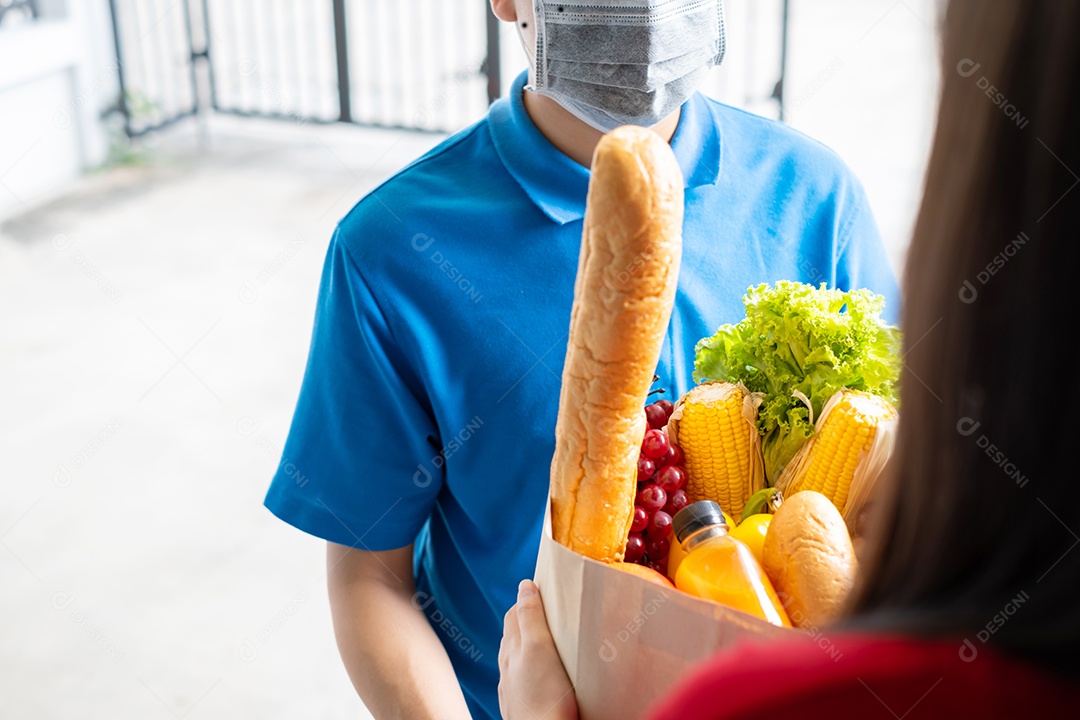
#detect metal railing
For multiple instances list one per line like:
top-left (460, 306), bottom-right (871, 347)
top-left (107, 0), bottom-right (502, 137)
top-left (107, 0), bottom-right (201, 137)
top-left (106, 1), bottom-right (790, 138)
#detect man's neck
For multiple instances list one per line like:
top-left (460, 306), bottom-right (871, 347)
top-left (522, 90), bottom-right (681, 169)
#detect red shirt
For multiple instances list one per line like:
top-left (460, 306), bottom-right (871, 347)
top-left (646, 634), bottom-right (1080, 719)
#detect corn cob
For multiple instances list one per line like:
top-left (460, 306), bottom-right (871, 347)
top-left (776, 389), bottom-right (898, 529)
top-left (666, 382), bottom-right (765, 520)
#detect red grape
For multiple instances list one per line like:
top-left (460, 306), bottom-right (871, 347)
top-left (656, 399), bottom-right (675, 418)
top-left (647, 558), bottom-right (668, 576)
top-left (624, 533), bottom-right (645, 564)
top-left (660, 444), bottom-right (684, 467)
top-left (636, 455), bottom-right (656, 483)
top-left (663, 489), bottom-right (690, 516)
top-left (644, 403), bottom-right (668, 429)
top-left (630, 505), bottom-right (649, 533)
top-left (646, 535), bottom-right (671, 560)
top-left (637, 484), bottom-right (667, 513)
top-left (641, 429), bottom-right (671, 459)
top-left (648, 510), bottom-right (673, 539)
top-left (655, 465), bottom-right (687, 493)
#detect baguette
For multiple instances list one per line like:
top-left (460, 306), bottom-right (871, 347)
top-left (550, 126), bottom-right (684, 563)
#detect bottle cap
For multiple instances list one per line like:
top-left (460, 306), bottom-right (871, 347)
top-left (673, 500), bottom-right (728, 543)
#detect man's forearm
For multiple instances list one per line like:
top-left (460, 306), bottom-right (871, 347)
top-left (327, 543), bottom-right (471, 720)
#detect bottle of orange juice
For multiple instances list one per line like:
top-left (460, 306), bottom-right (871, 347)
top-left (672, 501), bottom-right (791, 627)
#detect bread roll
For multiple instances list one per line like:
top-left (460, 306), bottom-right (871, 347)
top-left (762, 490), bottom-right (857, 629)
top-left (550, 126), bottom-right (684, 563)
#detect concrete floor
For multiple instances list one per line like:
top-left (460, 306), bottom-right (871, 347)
top-left (0, 117), bottom-right (443, 719)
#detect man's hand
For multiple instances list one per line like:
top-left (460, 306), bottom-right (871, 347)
top-left (498, 579), bottom-right (579, 720)
top-left (327, 542), bottom-right (471, 720)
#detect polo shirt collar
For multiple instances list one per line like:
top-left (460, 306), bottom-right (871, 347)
top-left (488, 70), bottom-right (723, 226)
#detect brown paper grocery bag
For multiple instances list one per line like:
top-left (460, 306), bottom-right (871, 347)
top-left (533, 506), bottom-right (794, 720)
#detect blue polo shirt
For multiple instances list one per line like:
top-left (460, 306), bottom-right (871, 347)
top-left (264, 70), bottom-right (898, 719)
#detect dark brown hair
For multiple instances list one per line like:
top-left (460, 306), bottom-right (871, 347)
top-left (847, 0), bottom-right (1080, 676)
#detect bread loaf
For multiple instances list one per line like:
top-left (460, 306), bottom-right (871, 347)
top-left (762, 490), bottom-right (857, 629)
top-left (550, 126), bottom-right (684, 563)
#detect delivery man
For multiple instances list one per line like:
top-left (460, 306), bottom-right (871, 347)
top-left (263, 1), bottom-right (900, 718)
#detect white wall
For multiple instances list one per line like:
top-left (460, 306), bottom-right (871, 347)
top-left (0, 0), bottom-right (118, 222)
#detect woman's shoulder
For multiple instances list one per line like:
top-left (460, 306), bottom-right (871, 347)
top-left (646, 632), bottom-right (1080, 720)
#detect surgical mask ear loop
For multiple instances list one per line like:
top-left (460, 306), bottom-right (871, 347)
top-left (715, 0), bottom-right (727, 68)
top-left (530, 0), bottom-right (548, 93)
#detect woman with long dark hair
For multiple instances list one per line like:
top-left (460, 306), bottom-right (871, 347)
top-left (498, 1), bottom-right (1080, 717)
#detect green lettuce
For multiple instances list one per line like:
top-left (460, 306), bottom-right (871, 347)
top-left (693, 281), bottom-right (901, 484)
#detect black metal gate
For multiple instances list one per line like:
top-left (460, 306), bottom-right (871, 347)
top-left (107, 0), bottom-right (502, 137)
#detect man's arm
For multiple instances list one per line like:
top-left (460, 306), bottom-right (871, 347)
top-left (327, 542), bottom-right (472, 720)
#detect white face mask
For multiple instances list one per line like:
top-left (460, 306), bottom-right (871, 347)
top-left (527, 0), bottom-right (727, 132)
